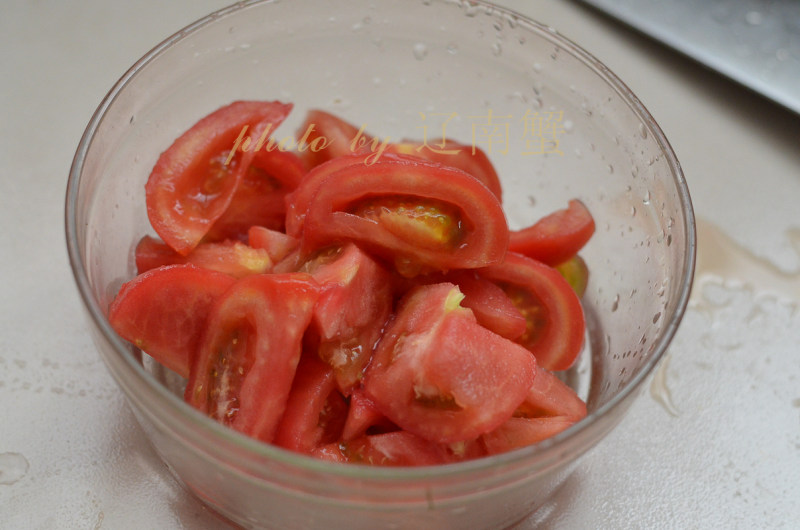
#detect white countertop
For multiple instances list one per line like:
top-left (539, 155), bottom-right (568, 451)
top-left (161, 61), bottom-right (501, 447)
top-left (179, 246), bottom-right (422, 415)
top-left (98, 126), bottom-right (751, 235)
top-left (2, 1), bottom-right (798, 528)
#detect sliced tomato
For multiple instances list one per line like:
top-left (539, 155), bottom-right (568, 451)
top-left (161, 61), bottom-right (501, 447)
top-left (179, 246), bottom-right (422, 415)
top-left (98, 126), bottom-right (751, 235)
top-left (134, 235), bottom-right (272, 278)
top-left (509, 199), bottom-right (595, 266)
top-left (480, 252), bottom-right (585, 372)
top-left (184, 273), bottom-right (320, 442)
top-left (387, 139), bottom-right (503, 200)
top-left (394, 270), bottom-right (526, 340)
top-left (247, 226), bottom-right (299, 264)
top-left (108, 264), bottom-right (235, 378)
top-left (300, 243), bottom-right (393, 394)
top-left (515, 364), bottom-right (587, 422)
top-left (284, 152), bottom-right (377, 238)
top-left (205, 149), bottom-right (305, 241)
top-left (341, 388), bottom-right (397, 441)
top-left (313, 431), bottom-right (452, 467)
top-left (300, 158), bottom-right (509, 276)
top-left (363, 283), bottom-right (536, 444)
top-left (273, 353), bottom-right (347, 454)
top-left (481, 416), bottom-right (576, 455)
top-left (297, 109), bottom-right (367, 169)
top-left (145, 100), bottom-right (292, 255)
top-left (445, 270), bottom-right (527, 340)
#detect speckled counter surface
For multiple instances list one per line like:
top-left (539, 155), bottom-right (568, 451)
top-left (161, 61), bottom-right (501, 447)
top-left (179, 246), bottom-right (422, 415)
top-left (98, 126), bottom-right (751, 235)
top-left (1, 1), bottom-right (798, 528)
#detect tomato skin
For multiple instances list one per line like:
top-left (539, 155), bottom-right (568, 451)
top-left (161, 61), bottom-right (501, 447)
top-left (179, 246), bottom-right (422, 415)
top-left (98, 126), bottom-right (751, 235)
top-left (480, 252), bottom-right (586, 372)
top-left (363, 283), bottom-right (536, 444)
top-left (388, 140), bottom-right (503, 201)
top-left (284, 152), bottom-right (383, 239)
top-left (108, 264), bottom-right (235, 378)
top-left (135, 236), bottom-right (272, 278)
top-left (184, 273), bottom-right (320, 442)
top-left (146, 100), bottom-right (292, 256)
top-left (509, 200), bottom-right (595, 266)
top-left (205, 149), bottom-right (305, 241)
top-left (300, 158), bottom-right (509, 274)
top-left (274, 353), bottom-right (346, 454)
top-left (301, 243), bottom-right (394, 394)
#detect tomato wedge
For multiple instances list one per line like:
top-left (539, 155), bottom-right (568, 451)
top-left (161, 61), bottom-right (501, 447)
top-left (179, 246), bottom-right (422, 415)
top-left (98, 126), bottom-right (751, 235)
top-left (480, 252), bottom-right (586, 372)
top-left (509, 199), bottom-right (595, 266)
top-left (297, 109), bottom-right (365, 169)
top-left (134, 236), bottom-right (272, 278)
top-left (145, 100), bottom-right (292, 255)
top-left (205, 149), bottom-right (305, 241)
top-left (273, 353), bottom-right (347, 454)
top-left (481, 416), bottom-right (576, 455)
top-left (363, 283), bottom-right (536, 444)
top-left (247, 226), bottom-right (299, 264)
top-left (387, 139), bottom-right (503, 201)
top-left (341, 388), bottom-right (396, 441)
top-left (300, 158), bottom-right (509, 275)
top-left (515, 364), bottom-right (587, 422)
top-left (108, 264), bottom-right (235, 378)
top-left (300, 243), bottom-right (393, 393)
top-left (284, 152), bottom-right (380, 238)
top-left (184, 273), bottom-right (319, 442)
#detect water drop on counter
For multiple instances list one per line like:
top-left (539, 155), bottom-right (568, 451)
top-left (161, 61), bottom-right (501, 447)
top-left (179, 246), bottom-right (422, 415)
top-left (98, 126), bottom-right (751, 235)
top-left (0, 453), bottom-right (29, 485)
top-left (412, 43), bottom-right (428, 60)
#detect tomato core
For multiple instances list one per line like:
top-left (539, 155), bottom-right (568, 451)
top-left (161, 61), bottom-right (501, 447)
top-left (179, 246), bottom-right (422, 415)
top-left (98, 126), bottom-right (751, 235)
top-left (350, 196), bottom-right (464, 249)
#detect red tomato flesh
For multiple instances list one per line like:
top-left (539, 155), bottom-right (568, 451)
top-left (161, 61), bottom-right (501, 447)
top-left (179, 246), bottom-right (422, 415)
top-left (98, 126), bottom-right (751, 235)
top-left (184, 273), bottom-right (320, 442)
top-left (135, 236), bottom-right (272, 278)
top-left (145, 100), bottom-right (292, 255)
top-left (108, 264), bottom-right (235, 378)
top-left (509, 199), bottom-right (595, 266)
top-left (480, 252), bottom-right (586, 372)
top-left (300, 243), bottom-right (394, 394)
top-left (300, 158), bottom-right (509, 275)
top-left (387, 139), bottom-right (503, 201)
top-left (274, 353), bottom-right (347, 454)
top-left (363, 283), bottom-right (536, 444)
top-left (205, 149), bottom-right (305, 241)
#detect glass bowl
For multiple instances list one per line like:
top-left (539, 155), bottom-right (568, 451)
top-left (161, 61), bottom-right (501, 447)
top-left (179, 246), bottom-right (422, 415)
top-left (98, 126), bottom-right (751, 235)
top-left (65, 1), bottom-right (695, 528)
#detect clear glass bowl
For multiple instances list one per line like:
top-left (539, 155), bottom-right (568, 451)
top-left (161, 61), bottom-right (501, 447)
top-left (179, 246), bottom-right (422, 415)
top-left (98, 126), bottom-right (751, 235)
top-left (65, 1), bottom-right (695, 528)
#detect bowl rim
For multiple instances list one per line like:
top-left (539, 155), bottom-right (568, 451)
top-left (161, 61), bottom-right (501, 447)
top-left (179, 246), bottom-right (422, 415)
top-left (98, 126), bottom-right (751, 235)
top-left (65, 0), bottom-right (696, 483)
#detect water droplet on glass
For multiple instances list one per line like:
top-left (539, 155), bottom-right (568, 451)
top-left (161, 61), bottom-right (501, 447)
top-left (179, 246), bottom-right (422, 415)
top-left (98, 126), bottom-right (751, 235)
top-left (607, 164), bottom-right (614, 174)
top-left (446, 42), bottom-right (459, 54)
top-left (638, 123), bottom-right (648, 139)
top-left (642, 190), bottom-right (651, 205)
top-left (412, 43), bottom-right (428, 60)
top-left (563, 120), bottom-right (574, 132)
top-left (0, 453), bottom-right (29, 485)
top-left (611, 294), bottom-right (620, 312)
top-left (631, 165), bottom-right (639, 178)
top-left (533, 62), bottom-right (543, 72)
top-left (630, 205), bottom-right (636, 217)
top-left (491, 41), bottom-right (502, 56)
